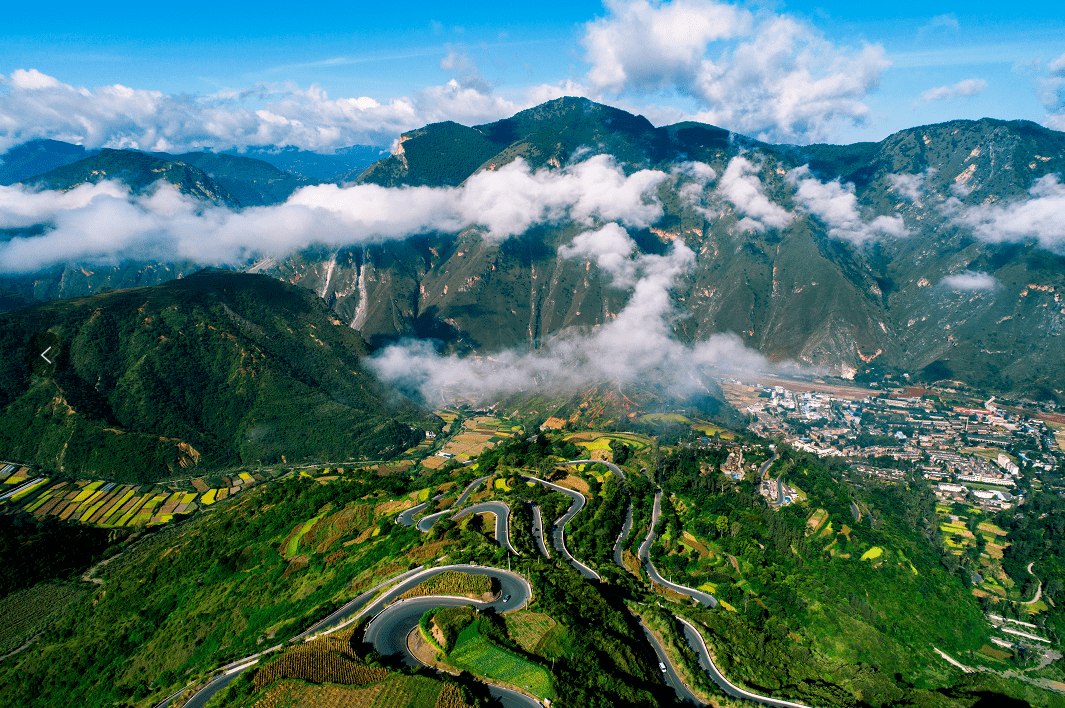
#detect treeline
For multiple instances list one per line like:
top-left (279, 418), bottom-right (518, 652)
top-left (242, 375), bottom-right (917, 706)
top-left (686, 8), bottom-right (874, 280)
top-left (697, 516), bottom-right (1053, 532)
top-left (0, 513), bottom-right (113, 597)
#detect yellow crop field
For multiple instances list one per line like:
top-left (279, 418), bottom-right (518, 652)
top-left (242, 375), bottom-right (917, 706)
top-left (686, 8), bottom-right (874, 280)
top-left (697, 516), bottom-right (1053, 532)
top-left (861, 546), bottom-right (884, 561)
top-left (200, 489), bottom-right (217, 505)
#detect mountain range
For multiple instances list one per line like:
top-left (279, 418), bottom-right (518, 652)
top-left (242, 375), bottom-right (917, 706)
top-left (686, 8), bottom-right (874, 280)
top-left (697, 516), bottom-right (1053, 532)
top-left (2, 97), bottom-right (1064, 401)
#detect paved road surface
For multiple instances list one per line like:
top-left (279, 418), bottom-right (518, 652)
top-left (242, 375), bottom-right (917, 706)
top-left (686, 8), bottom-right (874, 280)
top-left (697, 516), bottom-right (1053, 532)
top-left (452, 501), bottom-right (518, 555)
top-left (638, 490), bottom-right (716, 607)
top-left (637, 618), bottom-right (703, 705)
top-left (362, 565), bottom-right (538, 708)
top-left (613, 503), bottom-right (634, 569)
top-left (677, 616), bottom-right (811, 708)
top-left (530, 503), bottom-right (551, 558)
top-left (524, 475), bottom-right (601, 581)
top-left (758, 452), bottom-right (779, 480)
top-left (397, 476), bottom-right (489, 530)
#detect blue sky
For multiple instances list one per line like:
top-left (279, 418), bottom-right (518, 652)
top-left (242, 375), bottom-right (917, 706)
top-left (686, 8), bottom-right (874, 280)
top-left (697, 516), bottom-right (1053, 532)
top-left (2, 0), bottom-right (1064, 151)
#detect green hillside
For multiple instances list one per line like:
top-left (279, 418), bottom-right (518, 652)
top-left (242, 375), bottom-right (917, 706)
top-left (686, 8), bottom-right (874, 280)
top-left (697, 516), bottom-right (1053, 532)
top-left (24, 149), bottom-right (239, 206)
top-left (0, 270), bottom-right (431, 481)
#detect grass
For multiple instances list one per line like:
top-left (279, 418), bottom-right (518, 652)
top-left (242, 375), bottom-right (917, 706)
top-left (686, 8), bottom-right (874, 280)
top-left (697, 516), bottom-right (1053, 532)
top-left (449, 620), bottom-right (553, 699)
top-left (286, 513), bottom-right (327, 558)
top-left (860, 546), bottom-right (884, 561)
top-left (0, 584), bottom-right (85, 655)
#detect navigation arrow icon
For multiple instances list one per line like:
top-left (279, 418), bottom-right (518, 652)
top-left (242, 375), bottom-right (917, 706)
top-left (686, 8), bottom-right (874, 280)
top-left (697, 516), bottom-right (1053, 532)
top-left (40, 346), bottom-right (53, 365)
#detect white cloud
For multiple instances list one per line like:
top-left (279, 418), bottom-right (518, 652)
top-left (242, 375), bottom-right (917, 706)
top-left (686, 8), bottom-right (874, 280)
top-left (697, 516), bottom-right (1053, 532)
top-left (887, 170), bottom-right (932, 201)
top-left (917, 78), bottom-right (987, 104)
top-left (558, 223), bottom-right (639, 287)
top-left (1039, 53), bottom-right (1065, 129)
top-left (0, 154), bottom-right (670, 273)
top-left (0, 69), bottom-right (519, 153)
top-left (950, 174), bottom-right (1065, 253)
top-left (789, 166), bottom-right (909, 246)
top-left (919, 14), bottom-right (959, 34)
top-left (580, 0), bottom-right (890, 143)
top-left (939, 271), bottom-right (998, 291)
top-left (368, 236), bottom-right (771, 404)
top-left (715, 156), bottom-right (791, 232)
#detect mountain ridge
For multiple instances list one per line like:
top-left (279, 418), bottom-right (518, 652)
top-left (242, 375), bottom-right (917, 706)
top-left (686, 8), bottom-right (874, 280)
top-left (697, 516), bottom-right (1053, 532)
top-left (3, 99), bottom-right (1064, 400)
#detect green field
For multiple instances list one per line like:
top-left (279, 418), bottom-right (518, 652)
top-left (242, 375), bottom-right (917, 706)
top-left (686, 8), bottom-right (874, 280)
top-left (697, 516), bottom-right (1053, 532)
top-left (449, 620), bottom-right (553, 699)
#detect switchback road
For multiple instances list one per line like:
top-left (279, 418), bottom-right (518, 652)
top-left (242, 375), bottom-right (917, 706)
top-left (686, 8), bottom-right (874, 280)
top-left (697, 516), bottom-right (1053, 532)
top-left (639, 490), bottom-right (716, 608)
top-left (523, 475), bottom-right (601, 581)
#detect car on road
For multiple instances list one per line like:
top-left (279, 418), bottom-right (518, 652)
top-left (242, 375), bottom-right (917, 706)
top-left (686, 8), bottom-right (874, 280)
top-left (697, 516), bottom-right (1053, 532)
top-left (502, 594), bottom-right (511, 603)
top-left (659, 662), bottom-right (667, 673)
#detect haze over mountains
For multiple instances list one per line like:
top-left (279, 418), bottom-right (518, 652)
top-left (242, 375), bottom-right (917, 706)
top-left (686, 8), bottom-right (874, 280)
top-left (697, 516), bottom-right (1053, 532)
top-left (1, 97), bottom-right (1064, 403)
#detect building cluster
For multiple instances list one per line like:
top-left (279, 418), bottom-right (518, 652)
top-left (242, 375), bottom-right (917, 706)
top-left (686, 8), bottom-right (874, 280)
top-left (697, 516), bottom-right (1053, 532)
top-left (737, 382), bottom-right (1063, 510)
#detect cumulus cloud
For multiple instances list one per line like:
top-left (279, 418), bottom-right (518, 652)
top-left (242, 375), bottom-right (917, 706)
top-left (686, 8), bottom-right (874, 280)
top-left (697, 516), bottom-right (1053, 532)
top-left (1039, 53), bottom-right (1065, 130)
top-left (939, 271), bottom-right (998, 291)
top-left (950, 174), bottom-right (1065, 253)
top-left (887, 170), bottom-right (932, 201)
top-left (0, 69), bottom-right (518, 153)
top-left (368, 236), bottom-right (770, 404)
top-left (558, 224), bottom-right (639, 287)
top-left (0, 154), bottom-right (670, 273)
top-left (789, 166), bottom-right (909, 246)
top-left (715, 156), bottom-right (791, 232)
top-left (916, 78), bottom-right (987, 105)
top-left (580, 0), bottom-right (890, 143)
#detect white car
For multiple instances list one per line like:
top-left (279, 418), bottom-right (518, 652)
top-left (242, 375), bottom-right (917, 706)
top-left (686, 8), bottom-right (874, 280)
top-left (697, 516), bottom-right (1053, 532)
top-left (659, 662), bottom-right (667, 673)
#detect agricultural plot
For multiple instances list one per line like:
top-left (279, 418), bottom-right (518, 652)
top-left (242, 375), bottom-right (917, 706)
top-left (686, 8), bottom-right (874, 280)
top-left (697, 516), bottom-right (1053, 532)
top-left (0, 584), bottom-right (84, 655)
top-left (250, 675), bottom-right (466, 708)
top-left (433, 416), bottom-right (521, 462)
top-left (398, 571), bottom-right (495, 601)
top-left (503, 612), bottom-right (557, 654)
top-left (448, 620), bottom-right (553, 700)
top-left (1, 465), bottom-right (287, 529)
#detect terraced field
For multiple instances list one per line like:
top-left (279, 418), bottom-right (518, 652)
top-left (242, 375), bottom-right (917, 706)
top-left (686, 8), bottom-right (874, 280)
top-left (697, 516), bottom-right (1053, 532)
top-left (448, 620), bottom-right (553, 700)
top-left (0, 464), bottom-right (281, 529)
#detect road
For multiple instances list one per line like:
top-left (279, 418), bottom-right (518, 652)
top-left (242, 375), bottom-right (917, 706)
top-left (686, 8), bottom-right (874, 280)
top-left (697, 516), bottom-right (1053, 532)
top-left (397, 476), bottom-right (489, 529)
top-left (676, 616), bottom-right (811, 708)
top-left (524, 475), bottom-right (601, 581)
top-left (613, 503), bottom-right (634, 569)
top-left (758, 452), bottom-right (779, 480)
top-left (638, 490), bottom-right (716, 607)
top-left (452, 501), bottom-right (519, 555)
top-left (530, 503), bottom-right (551, 558)
top-left (362, 565), bottom-right (538, 708)
top-left (1022, 561), bottom-right (1044, 605)
top-left (564, 459), bottom-right (625, 479)
top-left (637, 618), bottom-right (703, 705)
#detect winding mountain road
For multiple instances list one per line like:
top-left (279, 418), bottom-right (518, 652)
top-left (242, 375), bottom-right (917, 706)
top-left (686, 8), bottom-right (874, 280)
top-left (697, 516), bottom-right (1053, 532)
top-left (676, 616), bottom-right (811, 708)
top-left (523, 475), bottom-right (601, 581)
top-left (639, 490), bottom-right (717, 607)
top-left (452, 501), bottom-right (519, 555)
top-left (1022, 561), bottom-right (1044, 605)
top-left (362, 564), bottom-right (538, 708)
top-left (613, 503), bottom-right (634, 569)
top-left (530, 503), bottom-right (551, 558)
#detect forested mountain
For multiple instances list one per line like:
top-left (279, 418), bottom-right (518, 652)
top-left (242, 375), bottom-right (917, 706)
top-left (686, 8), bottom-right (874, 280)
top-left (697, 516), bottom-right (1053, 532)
top-left (0, 270), bottom-right (431, 481)
top-left (4, 99), bottom-right (1065, 399)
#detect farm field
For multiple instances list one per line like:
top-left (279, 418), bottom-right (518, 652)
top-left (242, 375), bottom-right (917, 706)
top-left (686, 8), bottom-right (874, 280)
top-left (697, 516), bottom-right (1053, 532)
top-left (447, 619), bottom-right (553, 700)
top-left (246, 675), bottom-right (471, 708)
top-left (0, 463), bottom-right (284, 529)
top-left (398, 571), bottom-right (495, 601)
top-left (429, 416), bottom-right (522, 465)
top-left (503, 611), bottom-right (558, 654)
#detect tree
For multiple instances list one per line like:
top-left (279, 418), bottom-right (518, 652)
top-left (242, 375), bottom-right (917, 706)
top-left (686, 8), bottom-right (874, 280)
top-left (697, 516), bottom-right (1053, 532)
top-left (716, 515), bottom-right (729, 537)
